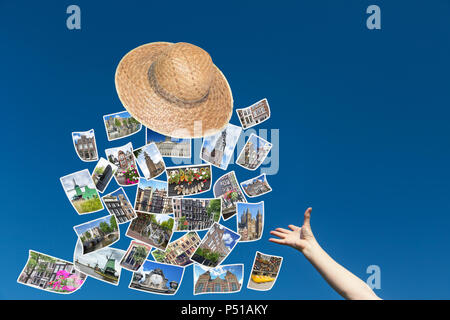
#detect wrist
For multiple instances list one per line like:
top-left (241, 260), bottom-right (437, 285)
top-left (300, 238), bottom-right (322, 260)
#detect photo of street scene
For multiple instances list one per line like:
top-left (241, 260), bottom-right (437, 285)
top-left (237, 202), bottom-right (264, 242)
top-left (126, 212), bottom-right (174, 250)
top-left (167, 164), bottom-right (212, 197)
top-left (213, 171), bottom-right (247, 220)
top-left (200, 123), bottom-right (242, 170)
top-left (105, 142), bottom-right (139, 186)
top-left (72, 129), bottom-right (98, 162)
top-left (102, 187), bottom-right (136, 224)
top-left (133, 143), bottom-right (165, 180)
top-left (194, 264), bottom-right (244, 295)
top-left (119, 241), bottom-right (152, 272)
top-left (129, 260), bottom-right (184, 295)
top-left (240, 173), bottom-right (272, 198)
top-left (236, 134), bottom-right (272, 171)
top-left (73, 215), bottom-right (120, 255)
top-left (60, 169), bottom-right (104, 215)
top-left (146, 128), bottom-right (191, 158)
top-left (91, 157), bottom-right (118, 193)
top-left (190, 223), bottom-right (240, 268)
top-left (236, 98), bottom-right (271, 129)
top-left (151, 232), bottom-right (201, 267)
top-left (74, 241), bottom-right (125, 286)
top-left (173, 198), bottom-right (221, 231)
top-left (103, 110), bottom-right (141, 141)
top-left (134, 179), bottom-right (173, 214)
top-left (247, 251), bottom-right (283, 291)
top-left (17, 250), bottom-right (87, 294)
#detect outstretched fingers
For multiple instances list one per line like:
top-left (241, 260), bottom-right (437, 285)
top-left (269, 238), bottom-right (286, 245)
top-left (303, 207), bottom-right (312, 228)
top-left (270, 230), bottom-right (287, 239)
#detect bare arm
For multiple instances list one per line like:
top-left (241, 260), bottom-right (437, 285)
top-left (269, 208), bottom-right (381, 300)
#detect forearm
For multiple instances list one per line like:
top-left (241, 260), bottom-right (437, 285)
top-left (303, 240), bottom-right (381, 300)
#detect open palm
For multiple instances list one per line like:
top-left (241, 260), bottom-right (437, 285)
top-left (269, 207), bottom-right (315, 252)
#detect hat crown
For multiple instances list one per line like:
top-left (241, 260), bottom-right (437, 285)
top-left (152, 43), bottom-right (214, 103)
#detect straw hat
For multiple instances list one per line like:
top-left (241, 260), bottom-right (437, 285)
top-left (115, 42), bottom-right (233, 139)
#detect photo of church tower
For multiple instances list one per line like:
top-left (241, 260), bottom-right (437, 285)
top-left (237, 201), bottom-right (264, 242)
top-left (236, 134), bottom-right (272, 171)
top-left (201, 123), bottom-right (242, 170)
top-left (133, 143), bottom-right (165, 180)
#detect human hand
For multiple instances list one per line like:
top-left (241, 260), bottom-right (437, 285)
top-left (269, 207), bottom-right (318, 255)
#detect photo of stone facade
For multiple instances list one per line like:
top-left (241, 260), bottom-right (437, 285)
top-left (129, 260), bottom-right (184, 295)
top-left (173, 198), bottom-right (221, 231)
top-left (135, 179), bottom-right (172, 214)
top-left (103, 111), bottom-right (141, 141)
top-left (236, 98), bottom-right (270, 129)
top-left (240, 173), bottom-right (272, 198)
top-left (17, 251), bottom-right (87, 294)
top-left (72, 129), bottom-right (98, 162)
top-left (201, 123), bottom-right (242, 170)
top-left (146, 128), bottom-right (191, 158)
top-left (247, 251), bottom-right (283, 291)
top-left (191, 223), bottom-right (240, 268)
top-left (213, 171), bottom-right (247, 220)
top-left (152, 232), bottom-right (201, 267)
top-left (237, 202), bottom-right (264, 242)
top-left (133, 143), bottom-right (165, 180)
top-left (102, 187), bottom-right (136, 224)
top-left (236, 134), bottom-right (272, 171)
top-left (194, 264), bottom-right (243, 295)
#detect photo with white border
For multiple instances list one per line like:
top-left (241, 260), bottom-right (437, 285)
top-left (247, 251), bottom-right (283, 291)
top-left (193, 263), bottom-right (244, 295)
top-left (236, 133), bottom-right (272, 171)
top-left (172, 198), bottom-right (222, 232)
top-left (134, 178), bottom-right (173, 214)
top-left (236, 201), bottom-right (264, 242)
top-left (119, 240), bottom-right (152, 272)
top-left (133, 143), bottom-right (166, 180)
top-left (145, 127), bottom-right (191, 158)
top-left (236, 98), bottom-right (271, 129)
top-left (213, 171), bottom-right (247, 221)
top-left (102, 187), bottom-right (137, 224)
top-left (71, 129), bottom-right (98, 162)
top-left (151, 231), bottom-right (201, 267)
top-left (103, 110), bottom-right (142, 141)
top-left (91, 157), bottom-right (118, 193)
top-left (105, 142), bottom-right (139, 187)
top-left (240, 173), bottom-right (272, 198)
top-left (166, 164), bottom-right (212, 197)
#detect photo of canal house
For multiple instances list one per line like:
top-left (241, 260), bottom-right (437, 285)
top-left (213, 171), bottom-right (247, 220)
top-left (173, 198), bottom-right (221, 231)
top-left (135, 179), bottom-right (173, 214)
top-left (119, 241), bottom-right (152, 272)
top-left (102, 187), bottom-right (136, 224)
top-left (17, 250), bottom-right (87, 294)
top-left (152, 232), bottom-right (201, 267)
top-left (129, 260), bottom-right (184, 295)
top-left (73, 215), bottom-right (120, 255)
top-left (73, 241), bottom-right (125, 285)
top-left (194, 264), bottom-right (243, 295)
top-left (126, 212), bottom-right (174, 250)
top-left (91, 157), bottom-right (117, 193)
top-left (191, 223), bottom-right (241, 268)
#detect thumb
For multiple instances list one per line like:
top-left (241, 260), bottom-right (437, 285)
top-left (303, 207), bottom-right (312, 228)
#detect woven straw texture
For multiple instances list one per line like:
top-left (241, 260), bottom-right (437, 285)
top-left (115, 42), bottom-right (233, 139)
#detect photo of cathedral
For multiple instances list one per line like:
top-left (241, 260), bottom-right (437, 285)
top-left (237, 202), bottom-right (264, 242)
top-left (133, 143), bottom-right (165, 180)
top-left (236, 134), bottom-right (272, 171)
top-left (201, 123), bottom-right (242, 170)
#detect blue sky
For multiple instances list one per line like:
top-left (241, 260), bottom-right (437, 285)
top-left (3, 1), bottom-right (450, 300)
top-left (241, 174), bottom-right (267, 188)
top-left (213, 224), bottom-right (240, 250)
top-left (74, 215), bottom-right (115, 235)
top-left (72, 129), bottom-right (95, 143)
top-left (193, 264), bottom-right (244, 284)
top-left (103, 111), bottom-right (132, 122)
top-left (141, 260), bottom-right (184, 284)
top-left (202, 124), bottom-right (242, 168)
top-left (108, 188), bottom-right (129, 200)
top-left (138, 178), bottom-right (167, 190)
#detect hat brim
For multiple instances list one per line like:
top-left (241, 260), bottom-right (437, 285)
top-left (115, 42), bottom-right (233, 139)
